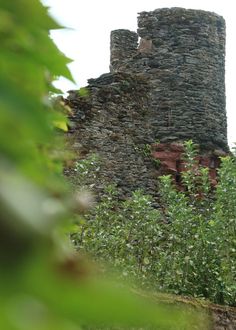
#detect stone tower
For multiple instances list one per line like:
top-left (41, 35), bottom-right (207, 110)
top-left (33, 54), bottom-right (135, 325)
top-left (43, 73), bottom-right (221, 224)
top-left (66, 8), bottom-right (228, 199)
top-left (110, 8), bottom-right (227, 151)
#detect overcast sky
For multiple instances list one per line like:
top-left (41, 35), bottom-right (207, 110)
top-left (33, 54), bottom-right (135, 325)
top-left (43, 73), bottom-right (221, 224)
top-left (42, 0), bottom-right (235, 146)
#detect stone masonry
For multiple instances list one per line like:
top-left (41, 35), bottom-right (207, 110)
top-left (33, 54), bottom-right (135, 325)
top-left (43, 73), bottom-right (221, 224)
top-left (65, 8), bottom-right (228, 200)
top-left (110, 8), bottom-right (227, 149)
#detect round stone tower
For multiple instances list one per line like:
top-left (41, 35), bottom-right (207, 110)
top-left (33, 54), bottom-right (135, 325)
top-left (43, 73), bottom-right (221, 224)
top-left (66, 8), bottom-right (228, 199)
top-left (110, 8), bottom-right (228, 152)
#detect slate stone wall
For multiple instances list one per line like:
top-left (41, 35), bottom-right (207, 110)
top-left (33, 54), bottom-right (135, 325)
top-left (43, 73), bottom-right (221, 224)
top-left (110, 8), bottom-right (227, 151)
top-left (66, 8), bottom-right (228, 200)
top-left (66, 72), bottom-right (160, 200)
top-left (110, 29), bottom-right (138, 72)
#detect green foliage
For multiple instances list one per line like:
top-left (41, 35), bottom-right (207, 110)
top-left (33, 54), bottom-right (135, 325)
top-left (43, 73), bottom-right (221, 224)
top-left (78, 87), bottom-right (90, 97)
top-left (0, 0), bottom-right (72, 267)
top-left (0, 1), bottom-right (204, 329)
top-left (157, 142), bottom-right (236, 305)
top-left (77, 141), bottom-right (236, 306)
top-left (75, 154), bottom-right (101, 187)
top-left (0, 0), bottom-right (73, 191)
top-left (77, 185), bottom-right (162, 284)
top-left (142, 144), bottom-right (152, 157)
top-left (152, 158), bottom-right (161, 169)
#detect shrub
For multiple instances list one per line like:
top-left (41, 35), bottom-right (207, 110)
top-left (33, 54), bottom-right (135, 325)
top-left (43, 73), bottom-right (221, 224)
top-left (77, 185), bottom-right (162, 284)
top-left (76, 141), bottom-right (236, 306)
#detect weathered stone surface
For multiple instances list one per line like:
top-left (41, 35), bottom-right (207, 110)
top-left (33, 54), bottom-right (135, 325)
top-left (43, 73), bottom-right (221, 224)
top-left (66, 72), bottom-right (158, 200)
top-left (66, 7), bottom-right (228, 201)
top-left (211, 305), bottom-right (236, 330)
top-left (110, 8), bottom-right (227, 151)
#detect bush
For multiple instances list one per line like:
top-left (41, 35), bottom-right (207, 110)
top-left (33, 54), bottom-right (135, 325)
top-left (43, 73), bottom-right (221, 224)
top-left (77, 185), bottom-right (162, 284)
top-left (76, 141), bottom-right (236, 306)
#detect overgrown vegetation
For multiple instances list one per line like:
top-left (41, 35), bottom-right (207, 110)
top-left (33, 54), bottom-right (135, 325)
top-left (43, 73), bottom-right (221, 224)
top-left (0, 1), bottom-right (206, 329)
top-left (75, 141), bottom-right (236, 306)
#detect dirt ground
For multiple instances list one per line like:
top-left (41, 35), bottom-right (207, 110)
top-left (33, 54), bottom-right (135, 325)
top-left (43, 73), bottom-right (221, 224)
top-left (211, 304), bottom-right (236, 330)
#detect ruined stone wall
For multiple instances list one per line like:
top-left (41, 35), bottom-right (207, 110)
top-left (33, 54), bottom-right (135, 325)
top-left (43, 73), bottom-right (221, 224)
top-left (66, 8), bottom-right (228, 200)
top-left (66, 72), bottom-right (159, 200)
top-left (110, 8), bottom-right (227, 151)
